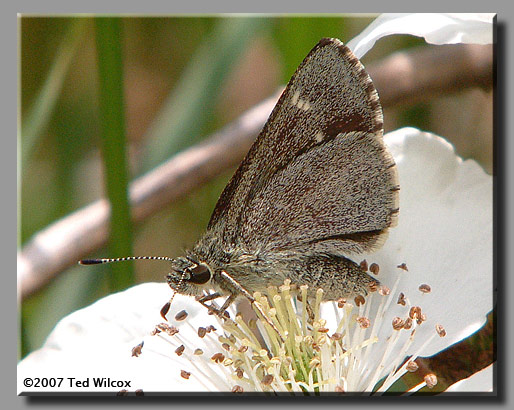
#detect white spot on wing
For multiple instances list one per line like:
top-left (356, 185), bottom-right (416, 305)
top-left (300, 99), bottom-right (311, 111)
top-left (292, 90), bottom-right (300, 105)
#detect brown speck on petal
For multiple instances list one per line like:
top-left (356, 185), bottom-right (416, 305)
top-left (360, 259), bottom-right (368, 271)
top-left (424, 373), bottom-right (438, 389)
top-left (211, 353), bottom-right (225, 363)
top-left (175, 310), bottom-right (188, 321)
top-left (261, 374), bottom-right (274, 386)
top-left (232, 385), bottom-right (244, 393)
top-left (354, 295), bottom-right (365, 306)
top-left (369, 263), bottom-right (380, 275)
top-left (397, 263), bottom-right (409, 271)
top-left (397, 292), bottom-right (406, 306)
top-left (175, 345), bottom-right (185, 356)
top-left (406, 361), bottom-right (419, 372)
top-left (436, 324), bottom-right (447, 337)
top-left (131, 341), bottom-right (144, 357)
top-left (419, 284), bottom-right (431, 293)
top-left (198, 327), bottom-right (207, 338)
top-left (181, 370), bottom-right (191, 380)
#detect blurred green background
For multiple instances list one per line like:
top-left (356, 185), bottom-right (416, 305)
top-left (19, 15), bottom-right (493, 392)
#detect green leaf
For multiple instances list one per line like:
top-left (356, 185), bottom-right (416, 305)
top-left (95, 17), bottom-right (134, 291)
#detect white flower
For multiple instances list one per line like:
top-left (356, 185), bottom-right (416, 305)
top-left (18, 128), bottom-right (493, 394)
top-left (445, 363), bottom-right (494, 393)
top-left (347, 13), bottom-right (495, 59)
top-left (18, 13), bottom-right (493, 394)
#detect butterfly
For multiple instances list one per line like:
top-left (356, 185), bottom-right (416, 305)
top-left (81, 38), bottom-right (399, 334)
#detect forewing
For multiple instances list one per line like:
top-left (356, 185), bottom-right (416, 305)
top-left (207, 38), bottom-right (397, 253)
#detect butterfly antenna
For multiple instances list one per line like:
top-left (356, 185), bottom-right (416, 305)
top-left (79, 256), bottom-right (174, 265)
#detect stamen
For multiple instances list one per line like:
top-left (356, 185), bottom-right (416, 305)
top-left (145, 261), bottom-right (445, 394)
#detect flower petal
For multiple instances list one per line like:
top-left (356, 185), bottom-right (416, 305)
top-left (445, 363), bottom-right (494, 392)
top-left (361, 128), bottom-right (492, 357)
top-left (348, 13), bottom-right (494, 59)
top-left (18, 283), bottom-right (230, 393)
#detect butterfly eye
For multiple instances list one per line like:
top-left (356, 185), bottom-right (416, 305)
top-left (188, 264), bottom-right (211, 285)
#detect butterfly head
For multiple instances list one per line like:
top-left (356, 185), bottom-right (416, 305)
top-left (166, 256), bottom-right (213, 296)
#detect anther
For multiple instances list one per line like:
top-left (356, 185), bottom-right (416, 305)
top-left (175, 310), bottom-right (188, 321)
top-left (198, 327), bottom-right (207, 338)
top-left (357, 317), bottom-right (371, 329)
top-left (406, 361), bottom-right (419, 372)
top-left (369, 263), bottom-right (380, 275)
top-left (232, 385), bottom-right (244, 393)
top-left (131, 341), bottom-right (144, 357)
top-left (392, 317), bottom-right (405, 330)
top-left (354, 295), bottom-right (365, 306)
top-left (424, 373), bottom-right (438, 389)
top-left (211, 353), bottom-right (225, 363)
top-left (261, 374), bottom-right (274, 386)
top-left (419, 284), bottom-right (431, 293)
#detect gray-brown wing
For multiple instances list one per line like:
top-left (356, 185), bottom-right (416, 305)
top-left (207, 38), bottom-right (398, 253)
top-left (239, 130), bottom-right (398, 254)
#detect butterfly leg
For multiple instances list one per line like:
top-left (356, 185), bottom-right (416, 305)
top-left (196, 292), bottom-right (232, 318)
top-left (219, 271), bottom-right (285, 342)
